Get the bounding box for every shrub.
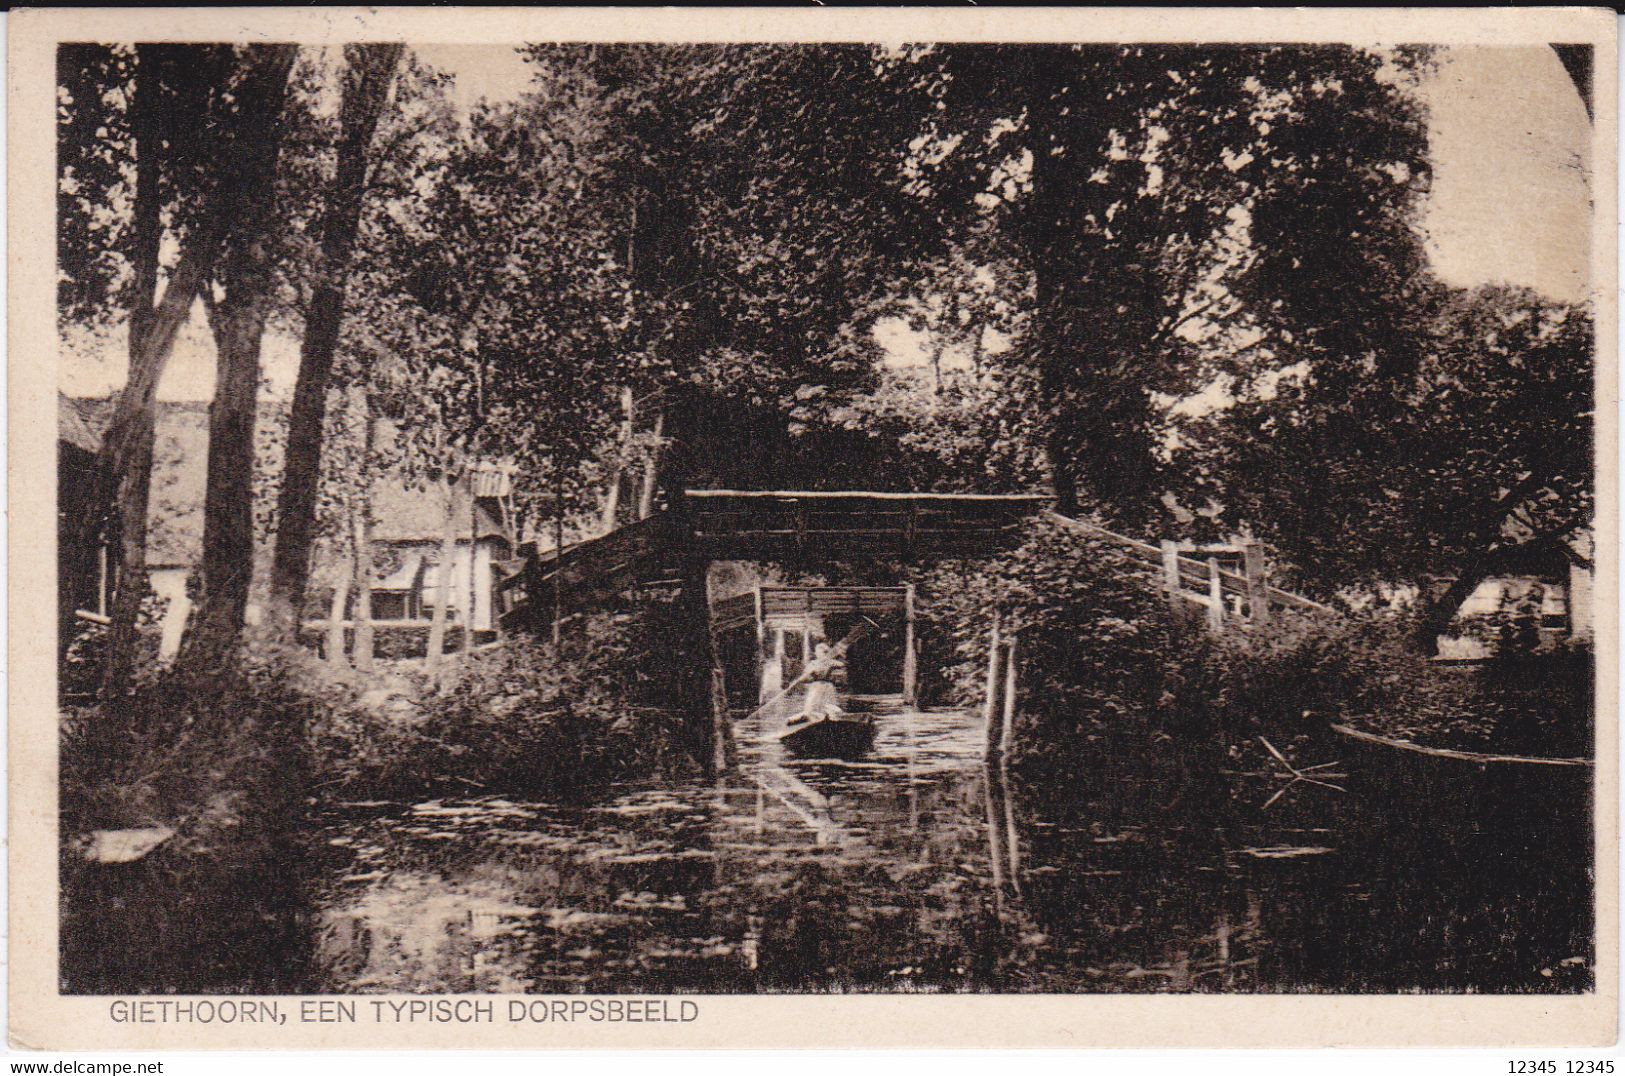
[915,516,1220,814]
[307,595,705,800]
[59,592,171,703]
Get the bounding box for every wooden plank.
[902,583,917,707]
[684,489,1050,504]
[1207,558,1226,632]
[702,567,730,775]
[1160,540,1183,611]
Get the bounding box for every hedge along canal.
[311,701,1592,994]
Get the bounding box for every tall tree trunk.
[76,46,163,670]
[127,47,163,382]
[186,42,299,668]
[1412,541,1531,654]
[1413,477,1557,652]
[638,412,665,519]
[599,386,633,534]
[1414,555,1499,655]
[100,411,156,696]
[188,291,266,663]
[966,321,984,379]
[1019,92,1081,521]
[933,291,960,395]
[99,45,298,695]
[268,44,404,634]
[425,476,462,672]
[351,391,377,673]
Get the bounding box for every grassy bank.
[308,601,706,801]
[60,640,329,993]
[60,594,705,994]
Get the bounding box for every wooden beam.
[699,565,730,775]
[752,586,764,698]
[637,412,664,520]
[1243,541,1270,625]
[684,489,1051,503]
[762,625,785,704]
[1160,540,1183,612]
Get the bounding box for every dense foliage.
[308,598,706,799]
[1178,285,1593,629]
[58,43,1593,668]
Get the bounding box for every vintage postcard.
[9,5,1618,1050]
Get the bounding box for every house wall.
[387,540,500,632]
[1569,561,1594,641]
[1453,576,1568,620]
[1567,530,1594,642]
[1435,574,1578,661]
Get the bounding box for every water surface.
[315,705,1592,993]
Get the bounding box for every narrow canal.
[314,704,1593,994]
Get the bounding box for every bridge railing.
[685,490,1049,559]
[1044,511,1332,619]
[496,511,681,633]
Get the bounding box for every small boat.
[774,679,876,758]
[775,712,877,758]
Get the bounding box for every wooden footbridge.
[494,490,1048,634]
[491,485,1328,772]
[494,488,1326,634]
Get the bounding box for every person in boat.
[789,641,846,726]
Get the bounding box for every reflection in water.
[315,707,1592,994]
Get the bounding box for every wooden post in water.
[752,586,764,699]
[983,614,1004,758]
[1243,541,1270,625]
[698,565,731,775]
[902,583,917,707]
[1206,557,1226,633]
[762,625,786,704]
[709,665,729,773]
[1000,634,1018,756]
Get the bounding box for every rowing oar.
[739,616,880,723]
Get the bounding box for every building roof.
[62,395,513,568]
[370,478,508,544]
[58,394,105,455]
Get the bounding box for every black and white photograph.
[13,5,1616,1052]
